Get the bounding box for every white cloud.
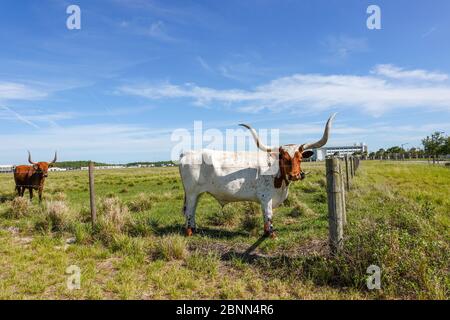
[322,35,368,59]
[0,124,175,163]
[147,20,175,41]
[196,54,277,83]
[422,26,437,38]
[1,118,448,163]
[0,106,40,129]
[119,65,450,116]
[196,56,213,72]
[0,82,47,101]
[282,121,450,137]
[117,18,178,42]
[371,64,448,82]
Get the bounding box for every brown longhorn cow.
[14,151,57,202]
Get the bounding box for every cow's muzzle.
[300,171,310,180]
[288,171,310,181]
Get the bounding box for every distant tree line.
[54,161,112,169]
[366,131,449,163]
[55,160,176,169]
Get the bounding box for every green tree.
[444,137,450,155]
[408,147,420,159]
[422,132,446,163]
[375,148,385,158]
[387,146,403,154]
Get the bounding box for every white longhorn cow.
[179,114,336,237]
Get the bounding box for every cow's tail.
[182,194,187,216]
[178,158,188,217]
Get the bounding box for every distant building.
[49,167,67,172]
[0,165,14,173]
[312,143,368,161]
[96,165,126,170]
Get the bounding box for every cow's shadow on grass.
[220,238,349,289]
[220,235,275,263]
[151,223,348,288]
[151,224,248,239]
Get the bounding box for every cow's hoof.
[264,231,277,239]
[185,228,194,237]
[264,222,275,238]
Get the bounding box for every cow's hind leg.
[183,193,200,236]
[29,188,33,201]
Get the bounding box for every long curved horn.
[28,150,37,165]
[302,113,337,150]
[239,124,274,152]
[49,151,57,164]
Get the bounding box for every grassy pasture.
[0,161,448,299]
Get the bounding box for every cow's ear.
[33,164,39,170]
[302,151,314,159]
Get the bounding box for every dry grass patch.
[95,197,132,245]
[6,197,30,218]
[289,200,315,217]
[128,193,152,213]
[44,201,72,231]
[51,192,67,202]
[153,234,187,261]
[33,200,73,233]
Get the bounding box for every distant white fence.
[0,165,14,174]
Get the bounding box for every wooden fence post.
[350,156,354,178]
[326,157,344,253]
[340,159,347,226]
[89,161,96,227]
[344,155,350,191]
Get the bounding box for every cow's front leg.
[183,193,199,236]
[261,198,276,239]
[29,188,33,201]
[38,187,43,203]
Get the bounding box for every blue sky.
[1,0,450,163]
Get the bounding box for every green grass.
[0,161,448,299]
